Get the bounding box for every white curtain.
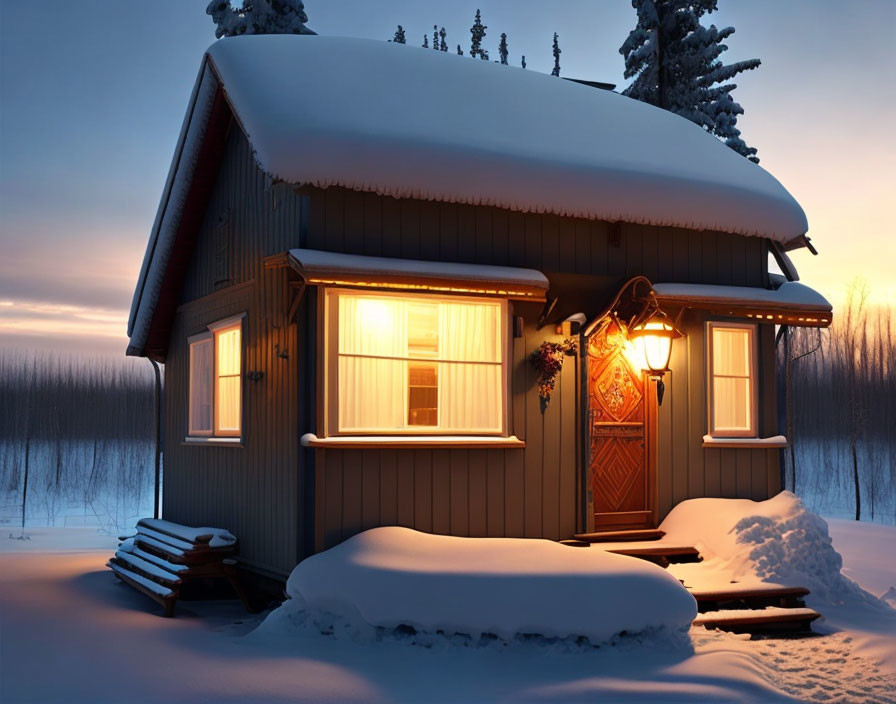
[189,338,213,434]
[338,296,408,430]
[438,301,502,431]
[712,327,752,432]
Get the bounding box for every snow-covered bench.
[108,518,252,617]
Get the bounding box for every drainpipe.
[578,328,588,534]
[148,358,162,519]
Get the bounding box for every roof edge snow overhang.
[126,58,233,361]
[265,248,550,301]
[653,282,832,328]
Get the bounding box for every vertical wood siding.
[303,186,777,551]
[164,128,310,577]
[164,126,779,571]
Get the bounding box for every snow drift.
[270,527,696,643]
[661,492,886,608]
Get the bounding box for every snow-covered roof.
[207,35,807,242]
[653,282,831,310]
[270,248,549,300]
[127,34,811,357]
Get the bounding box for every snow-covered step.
[693,607,821,634]
[118,540,189,573]
[690,585,809,611]
[133,533,187,558]
[135,526,197,552]
[137,518,236,549]
[602,545,701,567]
[573,529,665,543]
[111,551,182,586]
[108,561,177,617]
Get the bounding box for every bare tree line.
[779,282,895,523]
[0,349,158,533]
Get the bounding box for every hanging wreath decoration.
[530,338,577,411]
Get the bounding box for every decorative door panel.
[588,323,655,529]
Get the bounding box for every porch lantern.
[628,315,678,405]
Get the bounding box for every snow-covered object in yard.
[138,518,236,548]
[206,36,805,241]
[661,492,886,608]
[278,526,697,642]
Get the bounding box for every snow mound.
[275,527,696,644]
[661,492,885,608]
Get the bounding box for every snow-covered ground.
[2,496,894,703]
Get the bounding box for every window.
[188,314,244,439]
[707,322,757,438]
[326,290,506,434]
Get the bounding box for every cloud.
[0,298,130,358]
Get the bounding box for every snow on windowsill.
[702,435,788,449]
[183,437,244,448]
[301,433,525,449]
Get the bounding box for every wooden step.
[691,585,809,611]
[603,545,701,567]
[573,529,666,543]
[694,607,821,634]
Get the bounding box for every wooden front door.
[587,322,656,530]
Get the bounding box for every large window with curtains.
[325,290,507,435]
[188,314,244,439]
[707,322,757,438]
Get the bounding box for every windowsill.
[301,433,525,449]
[183,437,244,448]
[702,435,788,449]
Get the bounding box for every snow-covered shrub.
[265,527,697,645]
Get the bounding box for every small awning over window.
[653,282,832,327]
[265,248,549,301]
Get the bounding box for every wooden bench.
[108,518,253,617]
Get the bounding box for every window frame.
[322,288,510,438]
[706,321,759,439]
[187,313,245,442]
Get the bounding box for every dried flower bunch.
[530,338,577,410]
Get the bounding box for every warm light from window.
[331,291,505,434]
[215,326,241,435]
[709,324,755,437]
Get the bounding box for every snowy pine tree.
[470,10,489,60]
[498,33,509,65]
[620,0,760,162]
[433,26,439,50]
[392,25,406,44]
[551,33,561,76]
[423,33,429,48]
[439,27,448,52]
[206,0,315,38]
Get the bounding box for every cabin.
[127,35,832,582]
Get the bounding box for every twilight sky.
[1,0,894,358]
